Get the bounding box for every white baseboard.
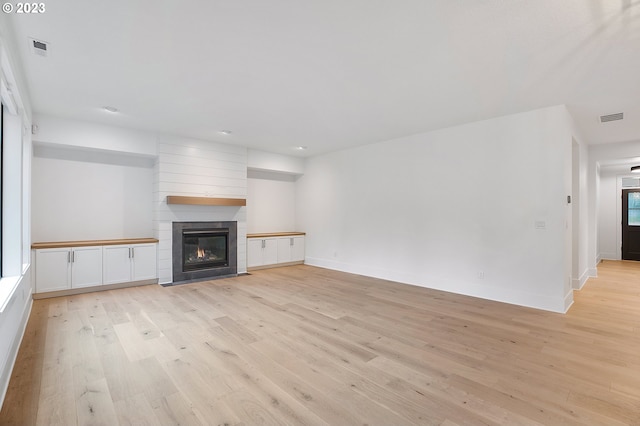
[304,257,568,313]
[572,269,590,290]
[32,278,158,299]
[563,289,574,313]
[599,252,619,261]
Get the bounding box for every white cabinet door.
[248,238,278,266]
[291,237,305,262]
[35,241,156,293]
[263,239,278,265]
[104,244,157,284]
[103,245,132,285]
[247,239,264,268]
[277,236,305,263]
[36,248,71,292]
[132,244,157,281]
[71,246,103,288]
[277,238,292,263]
[249,235,304,268]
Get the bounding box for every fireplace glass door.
[182,230,229,271]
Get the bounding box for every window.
[0,103,3,277]
[629,192,640,226]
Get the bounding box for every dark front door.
[622,189,640,260]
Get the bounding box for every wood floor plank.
[149,392,206,426]
[161,352,240,423]
[113,393,158,426]
[35,301,78,426]
[74,377,120,426]
[365,355,540,426]
[203,327,343,425]
[3,261,640,425]
[97,342,148,403]
[0,299,48,426]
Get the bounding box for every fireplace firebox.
[172,221,237,283]
[183,230,228,271]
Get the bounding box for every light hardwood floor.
[1,261,640,425]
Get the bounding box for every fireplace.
[172,221,237,283]
[183,230,228,271]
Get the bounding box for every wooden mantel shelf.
[166,196,246,206]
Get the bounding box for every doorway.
[621,189,640,260]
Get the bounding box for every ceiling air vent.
[600,112,623,123]
[29,38,50,57]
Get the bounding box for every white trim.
[304,257,568,313]
[563,289,574,313]
[0,285,32,408]
[0,276,20,313]
[572,269,590,290]
[0,74,16,114]
[599,252,619,261]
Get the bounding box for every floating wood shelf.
[166,196,246,206]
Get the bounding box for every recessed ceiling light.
[296,146,308,150]
[219,130,232,135]
[103,106,119,113]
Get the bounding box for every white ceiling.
[7,1,640,157]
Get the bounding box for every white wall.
[31,145,154,241]
[0,267,31,409]
[572,138,590,289]
[596,167,640,262]
[0,12,34,407]
[566,113,591,292]
[33,114,157,157]
[588,140,640,269]
[154,136,248,283]
[246,150,303,234]
[248,149,305,175]
[31,114,159,242]
[296,105,574,312]
[597,171,618,260]
[247,170,297,234]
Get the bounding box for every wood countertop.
[32,238,159,249]
[247,232,306,238]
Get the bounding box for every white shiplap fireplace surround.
[154,136,247,284]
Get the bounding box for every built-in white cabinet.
[277,236,305,263]
[33,239,158,295]
[247,238,278,268]
[131,244,157,281]
[103,243,157,285]
[71,247,104,289]
[35,248,71,292]
[247,233,305,269]
[35,246,103,293]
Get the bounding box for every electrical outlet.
[478,271,484,279]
